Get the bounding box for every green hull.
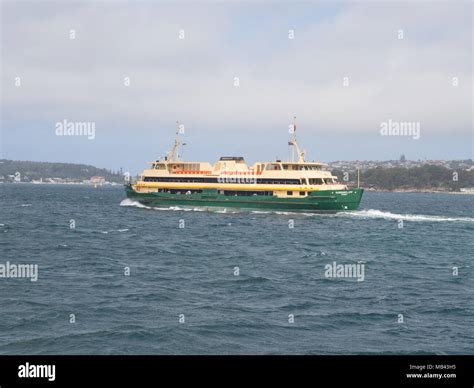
[124,185,364,213]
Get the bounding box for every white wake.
[339,209,474,223]
[120,199,473,222]
[120,199,204,212]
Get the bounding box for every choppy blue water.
[0,184,473,354]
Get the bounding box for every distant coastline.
[363,188,474,195]
[0,159,124,185]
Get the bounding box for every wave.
[120,199,151,209]
[339,209,474,223]
[251,210,316,216]
[99,228,130,234]
[120,199,218,213]
[120,200,473,222]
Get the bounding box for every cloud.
[1,1,472,168]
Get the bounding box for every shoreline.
[0,181,122,187]
[362,188,474,195]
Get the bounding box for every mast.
[288,116,305,163]
[165,121,183,162]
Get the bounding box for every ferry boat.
[125,123,363,212]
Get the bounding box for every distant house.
[90,176,106,185]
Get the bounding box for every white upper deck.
[138,121,347,189]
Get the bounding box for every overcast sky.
[1,0,472,173]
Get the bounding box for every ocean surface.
[0,184,473,355]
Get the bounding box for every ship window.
[265,164,282,171]
[299,191,305,196]
[256,178,300,185]
[143,177,219,183]
[181,163,200,171]
[159,189,202,194]
[287,191,293,196]
[223,190,273,196]
[144,176,303,185]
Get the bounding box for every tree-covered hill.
[0,159,123,183]
[332,165,474,191]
